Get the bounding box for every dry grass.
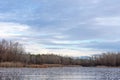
[0,62,25,67]
[0,62,64,68]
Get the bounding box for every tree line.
[0,39,120,67]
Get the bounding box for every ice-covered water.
[0,67,120,80]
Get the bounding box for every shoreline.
[0,62,81,68]
[0,62,120,68]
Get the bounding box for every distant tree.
[0,39,25,62]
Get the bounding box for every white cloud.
[88,16,120,40]
[93,17,120,26]
[23,39,102,57]
[0,22,30,38]
[25,45,102,57]
[46,48,101,57]
[53,35,68,39]
[51,40,75,44]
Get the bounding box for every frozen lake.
[0,67,120,80]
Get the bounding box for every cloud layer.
[0,0,120,56]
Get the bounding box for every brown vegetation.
[0,62,25,67]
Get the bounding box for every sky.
[0,0,120,57]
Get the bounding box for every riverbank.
[0,62,119,68]
[0,62,81,68]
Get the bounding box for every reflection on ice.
[0,72,22,80]
[0,67,120,80]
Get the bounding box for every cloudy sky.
[0,0,120,57]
